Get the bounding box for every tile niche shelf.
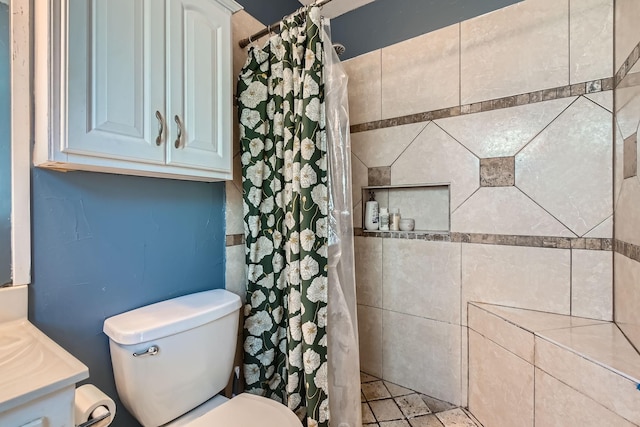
[361,184,450,233]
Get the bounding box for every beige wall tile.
[571,249,613,320]
[351,123,427,168]
[387,187,450,232]
[585,91,614,112]
[436,97,575,158]
[468,330,534,427]
[584,215,613,238]
[618,322,640,354]
[570,0,614,83]
[225,245,247,303]
[535,336,640,425]
[615,122,625,206]
[343,51,382,125]
[391,123,479,210]
[382,240,461,324]
[383,311,462,405]
[614,0,640,71]
[353,201,363,229]
[615,177,640,246]
[358,304,383,377]
[355,236,383,308]
[232,11,268,77]
[225,181,244,236]
[352,153,369,208]
[451,187,575,237]
[381,24,460,119]
[468,304,535,363]
[615,85,640,139]
[614,253,640,328]
[460,327,469,408]
[516,97,613,237]
[535,368,636,427]
[461,244,571,325]
[461,0,569,104]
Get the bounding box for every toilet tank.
[103,289,242,427]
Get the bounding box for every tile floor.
[361,372,481,427]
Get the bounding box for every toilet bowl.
[103,289,302,427]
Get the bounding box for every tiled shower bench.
[467,302,640,427]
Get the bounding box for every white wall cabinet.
[35,0,242,181]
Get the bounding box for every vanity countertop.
[0,319,88,413]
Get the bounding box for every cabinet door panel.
[66,0,165,163]
[167,0,232,172]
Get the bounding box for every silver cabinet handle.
[155,111,164,146]
[174,115,183,148]
[133,345,159,357]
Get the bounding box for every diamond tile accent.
[516,97,612,236]
[369,166,392,186]
[351,122,427,168]
[451,187,574,237]
[436,97,574,158]
[391,123,479,210]
[480,157,515,187]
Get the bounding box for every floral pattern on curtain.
[237,6,329,427]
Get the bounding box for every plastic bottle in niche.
[379,207,390,231]
[364,191,379,231]
[389,208,401,231]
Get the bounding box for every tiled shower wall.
[614,0,640,353]
[347,0,614,407]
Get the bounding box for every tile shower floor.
[360,373,480,427]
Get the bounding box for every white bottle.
[379,207,390,231]
[364,192,379,231]
[390,208,401,231]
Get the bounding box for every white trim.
[214,0,242,13]
[10,0,31,286]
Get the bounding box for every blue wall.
[0,3,11,285]
[29,169,226,427]
[236,0,522,60]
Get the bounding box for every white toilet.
[103,289,302,427]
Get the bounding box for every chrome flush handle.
[174,115,183,149]
[133,345,159,357]
[155,111,165,146]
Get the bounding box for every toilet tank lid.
[103,289,242,345]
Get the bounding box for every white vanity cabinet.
[34,0,242,181]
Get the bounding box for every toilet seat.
[174,393,303,427]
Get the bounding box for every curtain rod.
[238,0,334,48]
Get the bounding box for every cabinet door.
[167,0,232,172]
[66,0,166,163]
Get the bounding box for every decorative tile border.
[350,78,614,134]
[615,41,640,87]
[226,234,245,247]
[614,239,640,263]
[355,228,613,251]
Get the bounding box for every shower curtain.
[237,5,360,427]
